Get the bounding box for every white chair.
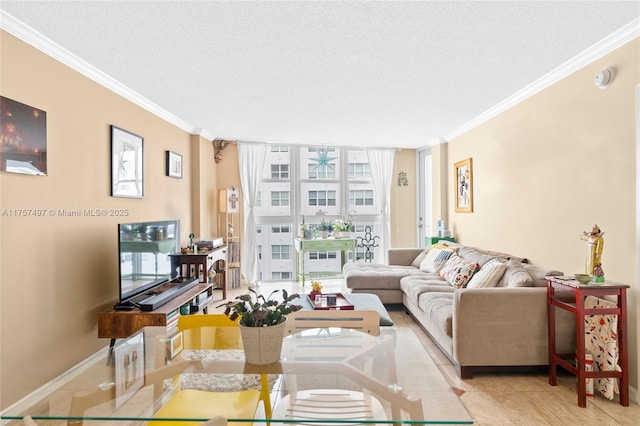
[273,312,387,424]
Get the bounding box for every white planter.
[339,231,352,239]
[239,319,286,365]
[319,231,329,239]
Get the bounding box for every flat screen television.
[117,219,180,305]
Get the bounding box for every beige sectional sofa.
[344,241,576,378]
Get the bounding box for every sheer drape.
[238,142,267,284]
[367,148,395,263]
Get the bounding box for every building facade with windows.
[255,146,383,282]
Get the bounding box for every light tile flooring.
[219,279,640,426]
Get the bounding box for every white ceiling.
[1,1,639,149]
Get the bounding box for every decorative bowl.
[573,274,592,284]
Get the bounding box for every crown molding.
[0,10,205,136]
[445,17,640,142]
[193,128,217,141]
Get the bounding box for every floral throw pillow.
[585,295,620,400]
[438,254,480,288]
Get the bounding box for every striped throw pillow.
[419,245,456,273]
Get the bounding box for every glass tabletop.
[2,326,473,424]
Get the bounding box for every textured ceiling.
[1,1,639,148]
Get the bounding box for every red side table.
[546,276,629,407]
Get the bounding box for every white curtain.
[367,148,395,263]
[238,141,267,284]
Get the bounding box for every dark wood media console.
[98,283,214,339]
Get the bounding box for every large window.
[271,164,289,179]
[254,145,382,282]
[271,191,290,207]
[271,244,292,260]
[309,190,337,207]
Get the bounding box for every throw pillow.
[466,258,507,288]
[438,254,480,288]
[411,249,429,267]
[499,260,533,287]
[419,245,457,273]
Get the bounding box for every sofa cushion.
[522,264,563,287]
[418,245,456,273]
[497,260,533,287]
[400,274,453,300]
[410,249,428,267]
[457,246,496,267]
[417,292,454,337]
[344,262,424,291]
[438,254,480,288]
[466,258,507,288]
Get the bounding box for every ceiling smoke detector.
[594,68,615,89]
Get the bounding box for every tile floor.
[217,278,640,426]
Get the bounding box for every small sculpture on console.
[580,224,605,281]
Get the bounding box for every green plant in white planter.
[218,288,302,364]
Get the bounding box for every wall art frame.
[166,331,184,359]
[0,96,48,175]
[113,330,145,409]
[111,125,144,198]
[454,157,473,213]
[165,150,182,178]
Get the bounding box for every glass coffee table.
[2,326,473,424]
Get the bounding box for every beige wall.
[0,31,219,407]
[191,134,219,238]
[391,148,418,248]
[444,38,639,390]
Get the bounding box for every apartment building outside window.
[254,145,382,282]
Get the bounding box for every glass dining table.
[1,326,473,425]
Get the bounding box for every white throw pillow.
[419,245,456,273]
[499,260,533,287]
[411,250,428,267]
[466,258,507,288]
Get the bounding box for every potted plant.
[318,219,332,238]
[218,288,302,364]
[334,211,354,238]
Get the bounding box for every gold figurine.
[580,224,604,280]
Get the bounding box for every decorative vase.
[340,231,352,239]
[319,231,329,239]
[309,290,322,300]
[239,319,287,365]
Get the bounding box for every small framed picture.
[111,125,144,198]
[454,158,473,213]
[166,150,182,178]
[166,331,184,359]
[113,330,145,409]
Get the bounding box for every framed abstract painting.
[454,158,473,213]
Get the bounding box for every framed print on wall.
[0,96,47,175]
[113,330,144,409]
[111,125,143,198]
[166,150,182,178]
[454,158,473,213]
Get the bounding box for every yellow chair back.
[178,314,242,350]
